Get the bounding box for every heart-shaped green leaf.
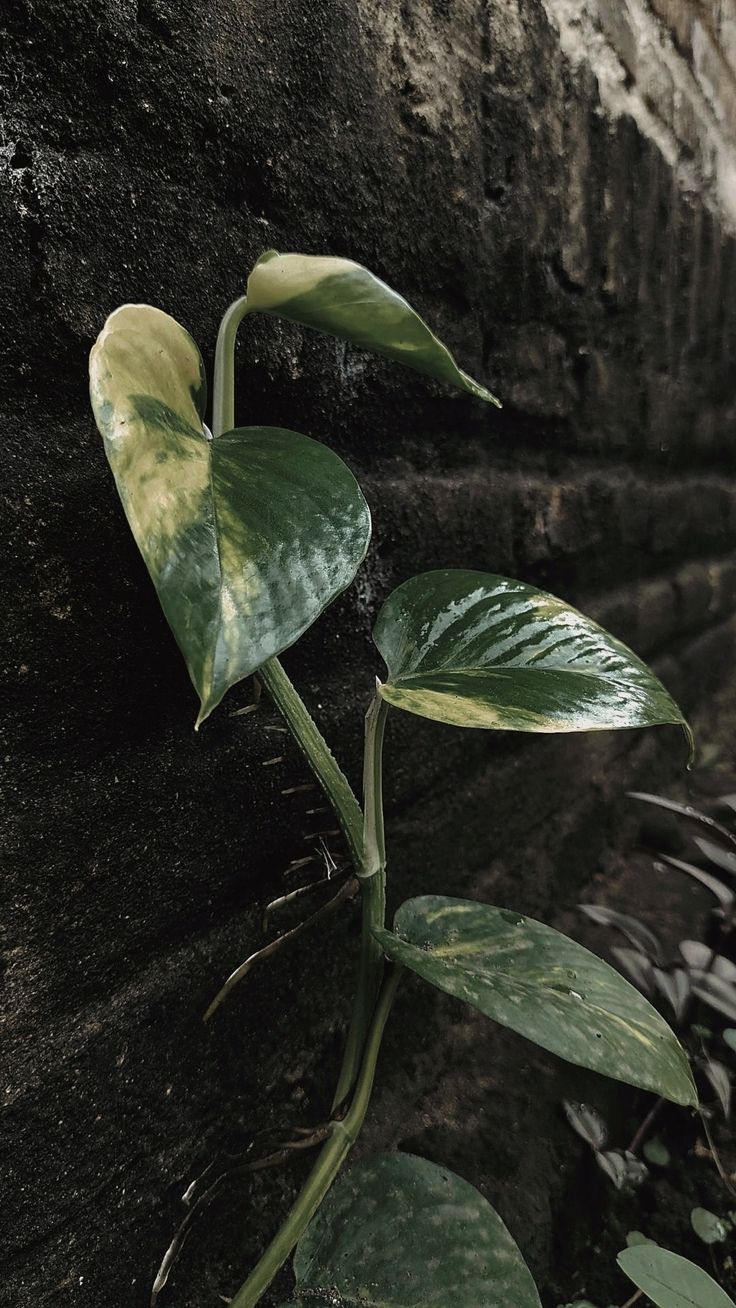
[245,251,499,405]
[373,570,691,750]
[618,1245,736,1308]
[90,305,371,725]
[276,1151,540,1308]
[374,897,696,1106]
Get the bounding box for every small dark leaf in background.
[691,1207,733,1245]
[690,972,736,1023]
[694,837,736,879]
[579,904,662,963]
[618,1244,736,1308]
[642,1138,670,1167]
[626,1230,658,1247]
[655,857,734,913]
[653,967,691,1022]
[562,1100,608,1151]
[680,942,736,983]
[700,1058,732,1119]
[611,947,657,997]
[596,1150,648,1190]
[628,794,736,854]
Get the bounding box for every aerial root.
[203,874,358,1022]
[150,1123,332,1305]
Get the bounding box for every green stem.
[332,692,388,1109]
[362,689,388,881]
[211,294,250,438]
[211,299,364,873]
[212,301,393,1300]
[229,966,401,1308]
[258,658,364,873]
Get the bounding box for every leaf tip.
[461,370,502,406]
[683,720,696,770]
[476,384,502,408]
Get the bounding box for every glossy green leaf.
[280,1152,540,1308]
[617,1245,736,1308]
[245,250,499,405]
[374,897,697,1106]
[89,304,371,725]
[373,571,690,748]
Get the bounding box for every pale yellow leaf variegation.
[90,303,371,726]
[245,250,500,404]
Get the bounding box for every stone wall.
[3,1,736,1304]
[546,0,736,227]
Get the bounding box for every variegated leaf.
[374,897,697,1105]
[618,1245,736,1308]
[89,304,371,725]
[280,1152,540,1308]
[245,250,499,405]
[372,571,691,746]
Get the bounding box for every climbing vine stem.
[229,965,402,1308]
[211,299,392,1194]
[256,657,363,872]
[211,293,249,440]
[226,690,393,1306]
[332,691,389,1107]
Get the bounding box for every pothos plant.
[90,251,701,1308]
